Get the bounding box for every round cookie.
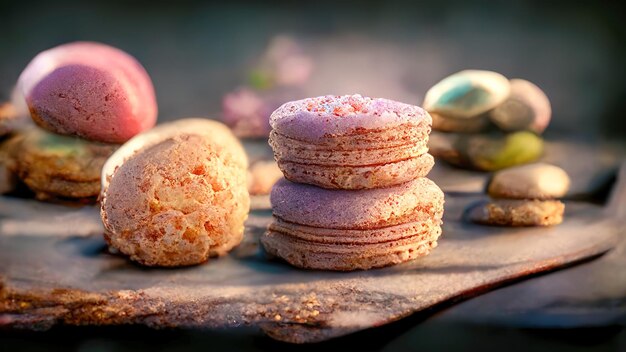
[489,79,551,133]
[262,177,444,271]
[6,127,117,201]
[101,133,249,267]
[248,160,283,195]
[488,163,570,200]
[423,70,510,119]
[429,131,544,171]
[466,199,564,227]
[269,94,433,189]
[18,41,157,143]
[101,118,247,192]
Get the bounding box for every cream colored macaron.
[488,162,570,200]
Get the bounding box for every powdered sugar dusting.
[270,94,430,141]
[305,94,372,116]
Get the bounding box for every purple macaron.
[262,177,445,270]
[268,94,434,189]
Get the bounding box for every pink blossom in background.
[222,87,273,138]
[255,35,314,88]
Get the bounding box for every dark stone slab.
[0,169,622,343]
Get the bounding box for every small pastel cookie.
[261,177,444,271]
[18,41,157,143]
[248,160,283,195]
[488,162,570,200]
[101,122,249,267]
[5,127,118,201]
[269,94,433,189]
[489,79,551,134]
[466,199,564,227]
[423,70,510,120]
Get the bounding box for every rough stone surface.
[0,188,621,343]
[0,140,623,343]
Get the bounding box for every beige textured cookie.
[102,118,247,192]
[248,160,283,195]
[488,162,570,200]
[101,133,249,267]
[467,199,564,227]
[6,127,117,201]
[0,102,23,136]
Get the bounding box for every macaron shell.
[489,79,552,133]
[270,177,444,230]
[262,226,440,271]
[270,130,428,166]
[271,120,431,149]
[28,65,141,142]
[101,118,247,192]
[278,152,434,190]
[7,127,117,200]
[19,41,157,143]
[423,70,510,119]
[270,216,439,244]
[269,110,432,189]
[467,199,564,227]
[101,134,249,267]
[488,162,570,200]
[270,94,431,142]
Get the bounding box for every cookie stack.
[262,94,444,271]
[468,163,570,227]
[425,70,549,171]
[1,41,157,201]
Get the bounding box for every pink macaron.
[18,41,157,143]
[269,94,434,189]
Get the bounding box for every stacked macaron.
[468,163,570,226]
[425,70,550,171]
[2,41,157,201]
[263,94,444,271]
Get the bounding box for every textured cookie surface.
[7,127,117,200]
[467,199,564,227]
[488,163,570,200]
[262,177,444,270]
[269,94,433,189]
[101,118,247,192]
[101,134,249,267]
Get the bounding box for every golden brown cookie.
[467,199,564,227]
[7,127,117,201]
[101,129,249,267]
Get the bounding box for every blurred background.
[1,0,625,141]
